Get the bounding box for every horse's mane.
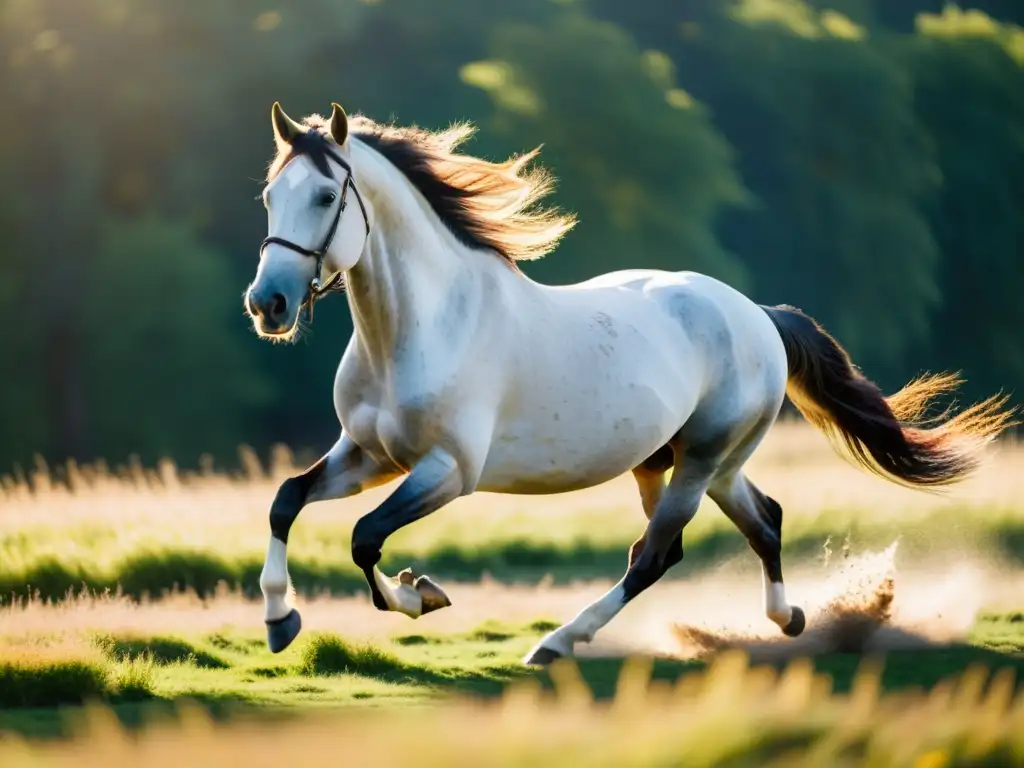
[266,113,577,266]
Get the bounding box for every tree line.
[1,0,1021,473]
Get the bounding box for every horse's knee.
[746,496,783,566]
[269,476,309,542]
[747,526,781,559]
[622,531,683,599]
[351,515,384,570]
[762,495,783,534]
[746,530,783,583]
[268,460,326,542]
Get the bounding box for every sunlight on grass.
[297,632,407,678]
[0,635,157,708]
[0,419,1022,757]
[2,421,1022,605]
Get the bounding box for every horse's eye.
[317,192,337,208]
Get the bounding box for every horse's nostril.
[269,293,287,319]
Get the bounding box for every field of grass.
[1,613,1024,765]
[3,422,1024,606]
[3,420,1024,764]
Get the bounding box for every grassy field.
[1,610,1023,765]
[3,421,1024,605]
[2,421,1024,764]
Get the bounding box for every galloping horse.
[244,102,1013,665]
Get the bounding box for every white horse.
[244,102,1013,665]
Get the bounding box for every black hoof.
[523,645,564,667]
[266,608,302,653]
[782,605,806,638]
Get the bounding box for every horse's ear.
[329,103,349,146]
[271,101,305,146]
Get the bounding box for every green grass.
[0,658,112,708]
[0,648,156,709]
[4,504,1023,605]
[91,632,229,669]
[2,612,1023,741]
[4,431,1024,763]
[4,423,1022,607]
[6,654,1024,767]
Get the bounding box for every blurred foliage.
[0,0,1021,471]
[3,647,1024,766]
[81,216,272,462]
[462,10,751,288]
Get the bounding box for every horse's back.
[530,267,789,426]
[473,268,788,493]
[636,269,790,455]
[570,268,786,377]
[575,268,790,451]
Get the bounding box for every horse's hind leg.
[707,472,805,637]
[628,446,670,566]
[523,446,711,665]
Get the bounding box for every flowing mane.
[266,113,577,267]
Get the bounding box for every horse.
[244,101,1015,666]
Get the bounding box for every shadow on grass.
[297,632,520,697]
[3,641,1023,743]
[0,660,112,709]
[92,633,229,669]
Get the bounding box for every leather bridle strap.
[259,143,370,320]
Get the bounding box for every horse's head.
[246,102,371,340]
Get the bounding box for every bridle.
[259,140,371,321]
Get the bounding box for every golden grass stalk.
[1,652,1022,768]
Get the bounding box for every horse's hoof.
[266,608,302,653]
[380,568,452,619]
[782,605,806,638]
[412,573,452,615]
[523,645,564,667]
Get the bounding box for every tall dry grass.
[3,420,1020,540]
[2,423,1022,765]
[2,420,1022,606]
[1,651,1022,767]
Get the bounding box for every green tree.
[461,10,750,288]
[897,14,1024,399]
[589,0,942,376]
[2,0,1021,471]
[0,0,346,466]
[0,174,49,466]
[871,1,1024,32]
[81,216,273,465]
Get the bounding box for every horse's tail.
[761,303,1017,488]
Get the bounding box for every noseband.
[259,142,371,321]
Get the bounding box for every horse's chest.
[338,391,449,471]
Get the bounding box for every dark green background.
[2,0,1021,472]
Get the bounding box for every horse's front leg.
[350,446,465,618]
[261,433,401,653]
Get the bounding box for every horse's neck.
[344,188,475,369]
